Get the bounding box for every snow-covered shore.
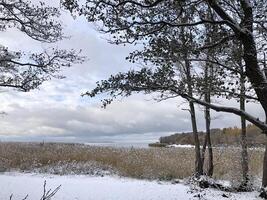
[0,173,260,200]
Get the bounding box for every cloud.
[0,95,193,141]
[0,1,265,143]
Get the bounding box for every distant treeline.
[159,124,265,146]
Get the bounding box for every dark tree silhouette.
[0,0,84,92]
[63,0,267,190]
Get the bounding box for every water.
[83,142,150,148]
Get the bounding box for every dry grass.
[0,142,264,182]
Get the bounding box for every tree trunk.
[181,24,203,177]
[239,58,249,188]
[241,35,267,187]
[189,101,203,176]
[184,53,203,177]
[262,114,267,188]
[262,138,267,187]
[202,38,214,176]
[240,90,249,187]
[201,134,207,169]
[204,61,213,177]
[262,54,267,188]
[205,94,213,177]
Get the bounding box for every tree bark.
[181,24,203,177]
[205,91,213,177]
[201,134,207,170]
[184,54,203,176]
[204,59,213,177]
[262,53,267,188]
[240,65,249,188]
[189,101,203,176]
[240,29,267,189]
[262,138,267,187]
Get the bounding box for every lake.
[83,142,150,148]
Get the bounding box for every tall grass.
[0,142,264,182]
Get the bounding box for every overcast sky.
[0,2,265,143]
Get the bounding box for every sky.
[0,1,265,143]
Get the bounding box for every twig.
[9,180,61,200]
[40,180,61,200]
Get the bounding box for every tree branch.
[205,0,244,34]
[179,92,267,131]
[115,0,164,8]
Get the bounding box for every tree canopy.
[63,0,267,129]
[62,0,267,188]
[0,0,84,91]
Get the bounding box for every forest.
[159,124,265,146]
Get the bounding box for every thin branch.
[115,0,164,8]
[188,58,241,74]
[199,34,235,50]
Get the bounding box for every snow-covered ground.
[0,173,261,200]
[167,144,195,148]
[166,144,265,152]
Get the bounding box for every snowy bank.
[167,144,195,148]
[0,173,260,200]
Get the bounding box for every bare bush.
[9,180,61,200]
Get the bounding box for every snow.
[165,144,265,152]
[167,144,195,148]
[0,173,260,200]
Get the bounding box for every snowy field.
[0,173,261,200]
